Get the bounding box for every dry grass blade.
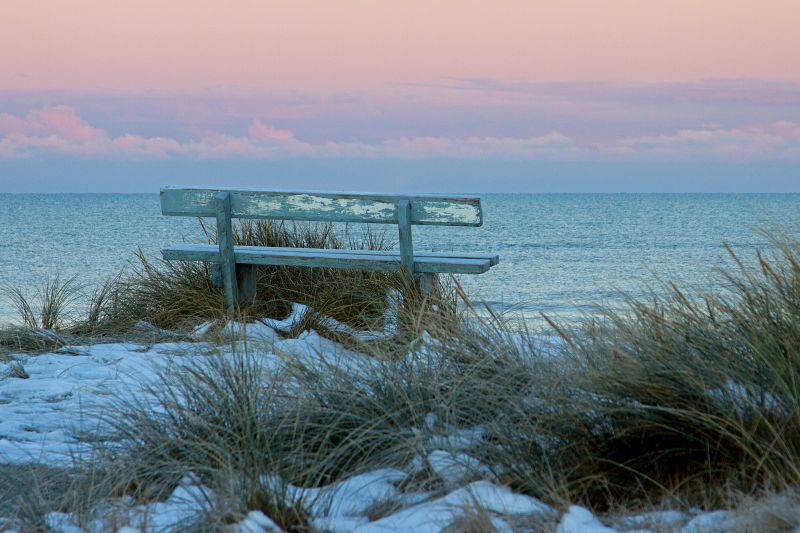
[1,275,82,354]
[0,327,67,355]
[4,285,39,329]
[38,275,81,330]
[0,465,76,531]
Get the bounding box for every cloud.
[0,105,104,140]
[0,105,116,158]
[0,105,577,160]
[247,119,294,141]
[111,134,187,158]
[1,105,799,162]
[611,122,800,159]
[429,78,800,106]
[311,132,575,159]
[5,78,799,149]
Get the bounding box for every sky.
[1,0,798,192]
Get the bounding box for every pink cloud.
[0,112,30,135]
[112,134,186,158]
[612,122,800,159]
[247,120,294,141]
[0,105,105,141]
[29,106,105,141]
[1,105,799,162]
[316,132,574,159]
[192,135,270,159]
[764,120,800,138]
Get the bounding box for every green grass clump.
[73,297,536,525]
[0,272,191,351]
[235,219,401,329]
[1,219,443,347]
[1,275,79,354]
[5,274,80,330]
[97,249,227,333]
[482,231,800,510]
[82,352,314,530]
[0,327,67,356]
[0,464,77,531]
[82,219,431,337]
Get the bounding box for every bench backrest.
[160,187,483,227]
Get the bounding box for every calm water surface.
[1,193,799,328]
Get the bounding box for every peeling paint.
[421,201,481,224]
[283,194,394,219]
[162,188,482,225]
[339,198,395,218]
[249,197,283,213]
[287,193,337,212]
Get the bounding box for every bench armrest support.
[216,191,238,314]
[396,199,414,275]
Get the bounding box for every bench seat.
[163,244,498,275]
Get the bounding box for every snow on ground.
[0,325,373,466]
[0,322,765,532]
[1,340,187,465]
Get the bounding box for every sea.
[1,193,799,329]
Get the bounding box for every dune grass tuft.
[0,464,76,531]
[1,275,80,353]
[77,351,315,529]
[1,219,456,349]
[73,219,436,339]
[481,230,800,510]
[3,274,81,331]
[73,302,537,526]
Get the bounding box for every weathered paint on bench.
[161,187,483,226]
[160,187,496,314]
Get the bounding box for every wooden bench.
[160,187,499,313]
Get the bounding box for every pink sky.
[2,0,798,91]
[1,1,798,191]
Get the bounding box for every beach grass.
[83,219,446,338]
[0,219,453,349]
[64,230,800,523]
[3,230,800,530]
[0,275,79,354]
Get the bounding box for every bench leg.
[417,273,437,298]
[236,264,257,306]
[211,262,222,288]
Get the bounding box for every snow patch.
[317,468,406,518]
[260,302,309,334]
[357,481,553,533]
[260,292,401,342]
[614,509,688,530]
[557,506,617,533]
[190,320,214,339]
[427,450,493,487]
[682,510,737,532]
[230,510,282,532]
[222,320,279,344]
